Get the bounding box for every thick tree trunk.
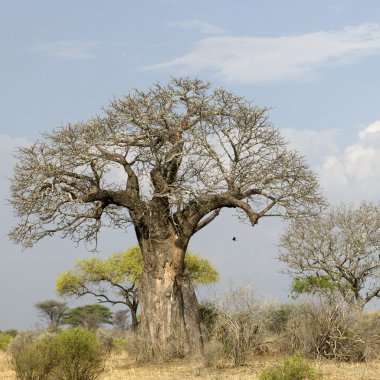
[137,235,203,358]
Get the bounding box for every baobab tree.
[9,78,324,355]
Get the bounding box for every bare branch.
[279,202,380,309]
[195,208,221,233]
[9,78,325,250]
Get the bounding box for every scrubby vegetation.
[3,291,380,380]
[96,285,380,370]
[284,301,380,362]
[259,354,319,380]
[8,328,107,380]
[0,330,17,351]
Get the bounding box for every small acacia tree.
[34,299,68,329]
[9,78,324,354]
[56,245,219,331]
[279,202,380,309]
[62,304,113,331]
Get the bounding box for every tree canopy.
[9,78,324,250]
[56,245,143,306]
[62,304,113,330]
[279,202,380,308]
[34,299,68,328]
[56,245,219,330]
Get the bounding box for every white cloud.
[149,23,380,84]
[319,121,380,202]
[283,122,380,204]
[282,128,341,165]
[358,120,380,142]
[170,19,226,35]
[32,40,98,60]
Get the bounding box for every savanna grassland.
[2,351,380,380]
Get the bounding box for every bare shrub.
[352,311,380,361]
[123,330,147,361]
[209,285,276,366]
[96,329,115,353]
[285,300,380,362]
[125,330,187,362]
[202,339,226,369]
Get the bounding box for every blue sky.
[1,0,380,329]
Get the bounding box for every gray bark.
[137,232,203,357]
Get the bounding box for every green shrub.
[259,354,319,380]
[4,329,18,337]
[8,331,58,380]
[52,328,106,380]
[0,332,13,351]
[199,301,219,339]
[112,337,128,353]
[8,329,106,380]
[266,304,294,334]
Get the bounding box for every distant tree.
[10,78,324,353]
[112,309,129,331]
[56,245,219,331]
[62,304,113,330]
[34,299,68,328]
[279,202,380,309]
[56,246,141,331]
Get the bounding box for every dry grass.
[2,351,380,379]
[0,351,14,380]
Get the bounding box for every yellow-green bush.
[53,328,106,380]
[8,331,58,380]
[259,354,319,380]
[112,337,128,353]
[0,332,13,351]
[8,329,106,380]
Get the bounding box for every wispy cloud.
[170,19,226,35]
[32,40,98,60]
[149,23,380,84]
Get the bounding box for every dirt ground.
[2,351,380,379]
